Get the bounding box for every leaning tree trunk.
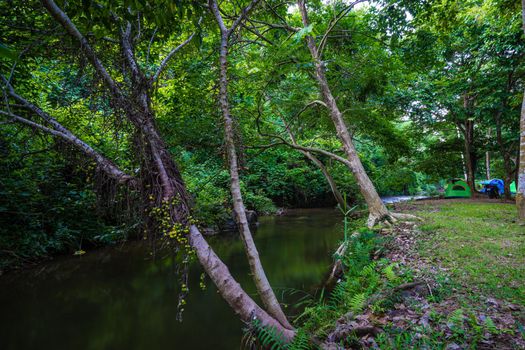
[517,0,525,221]
[296,0,390,227]
[143,136,294,338]
[189,225,294,340]
[213,6,292,329]
[302,149,346,208]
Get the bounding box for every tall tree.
[208,0,292,330]
[296,0,394,227]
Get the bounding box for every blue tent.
[479,179,504,195]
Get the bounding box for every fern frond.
[287,329,311,350]
[329,281,347,308]
[361,262,377,277]
[484,316,498,334]
[251,319,287,350]
[349,292,367,313]
[382,263,398,282]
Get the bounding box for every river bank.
[298,200,525,349]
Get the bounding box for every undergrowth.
[245,227,413,349]
[246,218,522,349]
[295,229,412,340]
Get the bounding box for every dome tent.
[478,179,516,196]
[444,179,472,198]
[479,179,504,195]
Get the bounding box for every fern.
[361,262,377,277]
[447,308,465,338]
[329,281,347,309]
[448,309,464,325]
[287,329,311,350]
[250,321,315,350]
[382,263,398,283]
[484,316,498,334]
[251,319,287,350]
[349,292,367,313]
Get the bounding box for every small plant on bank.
[336,193,358,242]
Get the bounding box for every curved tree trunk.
[296,0,389,227]
[210,0,292,330]
[304,151,346,208]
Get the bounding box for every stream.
[0,208,344,350]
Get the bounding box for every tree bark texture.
[461,120,476,195]
[495,112,514,200]
[189,225,294,340]
[518,0,525,220]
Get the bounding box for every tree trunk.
[517,87,525,219]
[303,151,346,208]
[462,119,476,195]
[215,24,292,329]
[485,151,490,180]
[517,0,525,221]
[486,129,491,180]
[296,0,389,227]
[189,225,294,340]
[495,112,514,200]
[459,94,478,196]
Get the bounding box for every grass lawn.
[414,200,525,306]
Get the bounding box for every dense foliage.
[0,0,522,268]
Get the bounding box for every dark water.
[0,209,343,350]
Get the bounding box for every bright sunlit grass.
[416,201,525,305]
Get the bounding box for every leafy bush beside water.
[0,145,129,270]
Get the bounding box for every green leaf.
[0,43,17,60]
[293,24,313,42]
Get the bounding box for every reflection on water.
[0,209,343,350]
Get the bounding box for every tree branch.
[209,0,228,33]
[229,0,261,35]
[120,21,144,84]
[254,97,351,168]
[1,79,135,185]
[318,0,366,56]
[42,0,123,100]
[152,19,201,83]
[238,21,275,46]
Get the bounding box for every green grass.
[416,201,525,305]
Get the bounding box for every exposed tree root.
[324,241,348,289]
[390,212,423,221]
[367,211,422,228]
